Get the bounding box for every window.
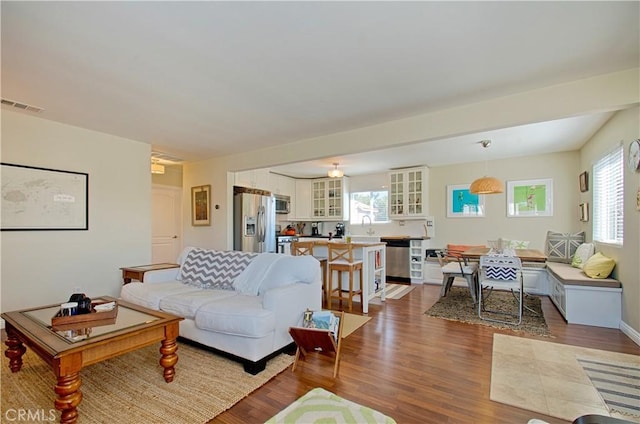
[350,191,389,225]
[593,145,624,245]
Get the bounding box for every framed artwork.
[191,184,211,226]
[579,202,589,222]
[579,171,588,192]
[1,162,88,231]
[446,184,485,218]
[507,178,553,217]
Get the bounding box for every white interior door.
[152,185,182,263]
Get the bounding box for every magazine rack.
[289,310,345,377]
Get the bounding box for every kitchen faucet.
[361,215,375,236]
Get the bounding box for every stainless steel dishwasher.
[381,238,411,283]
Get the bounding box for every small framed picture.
[446,184,485,218]
[191,185,211,226]
[579,171,588,192]
[579,202,589,222]
[506,178,553,217]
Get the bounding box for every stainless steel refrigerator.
[233,186,276,253]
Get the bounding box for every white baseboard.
[620,320,640,347]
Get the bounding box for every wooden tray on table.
[51,300,118,331]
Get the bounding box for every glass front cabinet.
[388,167,428,219]
[312,177,350,220]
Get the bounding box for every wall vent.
[1,98,44,113]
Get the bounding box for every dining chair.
[327,242,363,312]
[478,255,523,325]
[437,250,479,304]
[292,241,328,307]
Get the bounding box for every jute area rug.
[491,334,640,423]
[341,312,371,338]
[1,342,293,423]
[424,286,550,337]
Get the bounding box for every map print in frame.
[1,163,89,231]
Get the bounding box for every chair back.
[480,255,522,281]
[292,241,314,257]
[328,242,356,264]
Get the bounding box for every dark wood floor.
[211,283,640,424]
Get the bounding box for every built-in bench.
[546,262,621,328]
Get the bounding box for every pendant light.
[469,140,503,194]
[328,163,344,178]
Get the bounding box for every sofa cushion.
[181,248,258,290]
[195,295,275,338]
[120,282,201,310]
[257,255,321,295]
[545,231,585,263]
[583,252,616,279]
[159,290,238,319]
[546,262,620,288]
[571,242,595,269]
[233,253,320,296]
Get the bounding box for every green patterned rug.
[266,388,396,423]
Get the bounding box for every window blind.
[593,145,624,245]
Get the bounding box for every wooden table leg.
[55,372,82,424]
[4,331,26,373]
[159,337,179,383]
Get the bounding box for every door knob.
[172,235,178,239]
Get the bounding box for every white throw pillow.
[571,242,595,269]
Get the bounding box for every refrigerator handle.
[258,205,265,243]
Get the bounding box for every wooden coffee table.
[1,297,183,424]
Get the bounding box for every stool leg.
[348,268,354,312]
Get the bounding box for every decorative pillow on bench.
[582,252,616,279]
[571,242,595,269]
[546,231,585,263]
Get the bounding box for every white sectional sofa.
[120,247,322,374]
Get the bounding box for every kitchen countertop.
[302,239,386,248]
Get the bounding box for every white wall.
[579,106,640,332]
[1,110,152,312]
[428,151,580,251]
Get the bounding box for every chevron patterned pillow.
[546,231,585,263]
[180,248,258,290]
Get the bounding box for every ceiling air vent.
[151,151,184,164]
[1,98,44,113]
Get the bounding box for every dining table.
[462,246,547,263]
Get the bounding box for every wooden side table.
[120,263,179,284]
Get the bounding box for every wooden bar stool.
[327,243,363,312]
[292,241,328,307]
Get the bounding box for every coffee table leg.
[4,332,26,372]
[159,337,178,383]
[55,373,82,424]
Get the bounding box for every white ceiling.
[2,2,638,177]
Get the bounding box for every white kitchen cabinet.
[234,168,270,190]
[312,177,349,221]
[268,172,295,196]
[291,179,312,220]
[389,167,429,219]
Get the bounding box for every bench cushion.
[547,262,620,288]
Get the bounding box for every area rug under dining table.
[424,286,550,337]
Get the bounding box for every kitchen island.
[302,239,386,314]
